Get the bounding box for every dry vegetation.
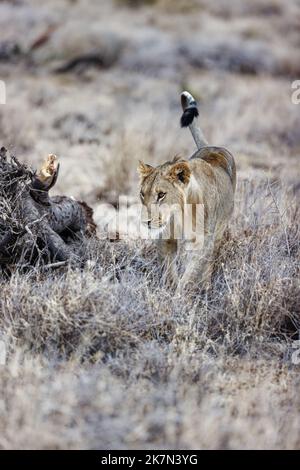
[0,0,300,450]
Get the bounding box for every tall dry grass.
[0,175,299,449]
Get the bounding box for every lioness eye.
[157,192,166,201]
[140,191,144,200]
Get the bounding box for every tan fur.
[138,146,236,293]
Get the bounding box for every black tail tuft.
[180,106,199,128]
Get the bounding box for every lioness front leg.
[177,221,227,295]
[176,237,215,295]
[157,239,178,287]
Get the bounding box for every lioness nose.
[147,221,151,228]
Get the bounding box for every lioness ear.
[137,161,154,178]
[172,154,182,163]
[168,162,191,185]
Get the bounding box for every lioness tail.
[180,91,208,149]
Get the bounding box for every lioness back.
[190,146,236,191]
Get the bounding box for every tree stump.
[0,147,96,268]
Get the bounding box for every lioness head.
[137,156,191,233]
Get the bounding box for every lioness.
[138,91,236,293]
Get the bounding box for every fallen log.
[0,147,96,268]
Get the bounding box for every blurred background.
[0,0,299,216]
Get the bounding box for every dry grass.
[0,0,300,450]
[0,179,299,449]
